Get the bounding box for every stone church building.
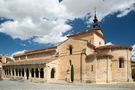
[2,14,133,83]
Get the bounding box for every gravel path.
[0,79,135,90]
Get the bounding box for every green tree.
[71,64,74,82]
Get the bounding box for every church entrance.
[51,68,55,79]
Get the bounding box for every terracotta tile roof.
[96,45,132,51]
[3,59,53,66]
[13,46,57,57]
[67,28,104,39]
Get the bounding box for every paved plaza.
[0,79,135,90]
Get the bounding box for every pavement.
[0,79,135,90]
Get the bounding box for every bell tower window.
[69,45,73,55]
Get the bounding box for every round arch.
[31,68,34,78]
[51,68,55,79]
[40,68,44,78]
[35,68,39,78]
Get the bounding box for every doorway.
[51,68,55,79]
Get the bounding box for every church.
[2,13,133,83]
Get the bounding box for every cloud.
[0,0,135,44]
[131,44,135,61]
[10,50,26,59]
[105,42,113,46]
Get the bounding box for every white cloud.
[10,50,26,59]
[105,42,113,46]
[0,0,135,44]
[131,45,135,61]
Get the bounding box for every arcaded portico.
[3,61,47,81]
[3,47,58,82]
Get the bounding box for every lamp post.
[80,48,86,83]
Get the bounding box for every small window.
[69,45,73,55]
[119,57,124,68]
[91,65,94,71]
[69,60,72,66]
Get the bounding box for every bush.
[71,64,74,82]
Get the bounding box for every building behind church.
[2,14,133,83]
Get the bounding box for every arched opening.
[69,45,73,55]
[119,57,124,68]
[26,69,29,80]
[19,69,21,76]
[35,68,39,78]
[12,69,14,76]
[40,68,44,78]
[4,69,7,75]
[51,68,55,79]
[9,68,11,75]
[16,69,18,76]
[22,68,24,77]
[31,68,34,78]
[6,69,8,75]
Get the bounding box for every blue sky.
[0,0,135,58]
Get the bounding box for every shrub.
[71,64,74,82]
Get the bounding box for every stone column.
[33,68,36,79]
[24,68,27,79]
[44,65,48,81]
[38,68,40,78]
[14,68,16,77]
[11,68,13,77]
[29,68,31,79]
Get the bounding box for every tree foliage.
[71,64,74,82]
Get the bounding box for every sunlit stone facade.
[2,15,133,83]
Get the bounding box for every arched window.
[51,68,55,79]
[119,57,124,68]
[69,45,73,55]
[91,65,94,71]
